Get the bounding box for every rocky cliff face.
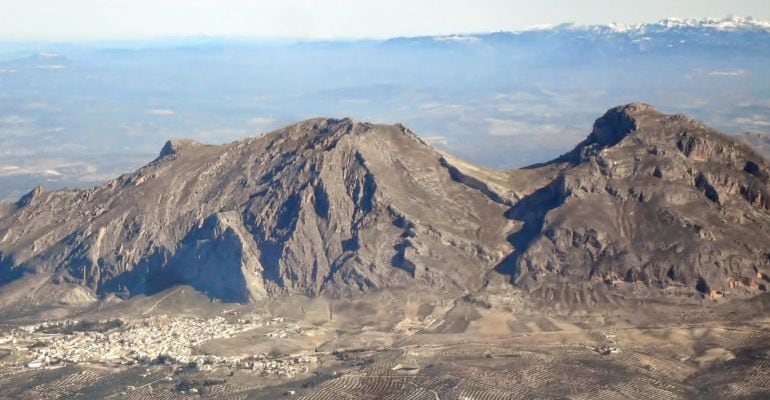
[0,119,515,302]
[1,105,769,304]
[507,104,770,299]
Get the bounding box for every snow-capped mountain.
[419,15,770,56]
[538,16,770,34]
[427,16,770,42]
[625,16,770,32]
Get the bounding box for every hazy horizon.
[1,0,770,41]
[0,15,768,45]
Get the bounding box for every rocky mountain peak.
[559,103,656,163]
[556,102,764,169]
[587,103,650,146]
[0,117,512,305]
[15,185,45,208]
[269,117,422,145]
[158,138,203,158]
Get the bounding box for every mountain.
[0,119,522,305]
[501,104,770,300]
[1,104,769,310]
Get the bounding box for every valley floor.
[1,286,769,399]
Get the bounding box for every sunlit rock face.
[0,118,513,302]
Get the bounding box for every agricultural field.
[1,287,769,399]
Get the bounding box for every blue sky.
[1,0,769,41]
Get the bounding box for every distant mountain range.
[411,15,770,52]
[533,16,770,33]
[415,17,770,47]
[1,104,769,317]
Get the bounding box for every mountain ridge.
[547,16,770,34]
[425,16,770,41]
[0,118,516,307]
[1,104,769,314]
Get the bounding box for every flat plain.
[2,284,769,399]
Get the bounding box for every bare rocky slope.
[0,119,518,303]
[1,104,769,306]
[505,103,770,300]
